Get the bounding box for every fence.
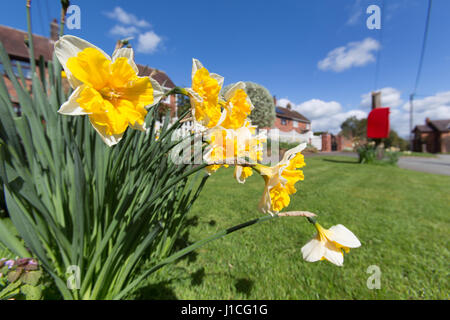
[155,120,322,151]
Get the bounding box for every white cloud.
[387,91,450,138]
[105,7,150,28]
[137,31,162,54]
[402,91,450,113]
[360,90,450,138]
[346,0,363,25]
[278,98,366,133]
[318,38,380,72]
[109,25,139,37]
[105,7,163,54]
[360,87,403,109]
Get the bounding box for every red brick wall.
[440,132,450,153]
[274,117,309,133]
[322,133,331,152]
[337,135,353,151]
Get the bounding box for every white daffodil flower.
[301,223,361,266]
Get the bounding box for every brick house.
[412,118,450,153]
[0,21,178,116]
[272,98,311,133]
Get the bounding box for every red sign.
[367,107,390,138]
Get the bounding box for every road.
[397,154,450,176]
[305,152,450,176]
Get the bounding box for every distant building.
[272,97,311,133]
[0,21,177,116]
[412,118,450,153]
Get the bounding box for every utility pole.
[409,94,414,151]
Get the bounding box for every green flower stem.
[26,0,36,74]
[307,216,317,225]
[113,214,278,300]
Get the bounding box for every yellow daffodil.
[204,122,265,177]
[254,143,306,214]
[220,82,253,130]
[301,223,361,266]
[186,59,225,129]
[55,35,164,146]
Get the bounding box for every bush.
[356,142,377,164]
[222,82,275,128]
[356,143,400,165]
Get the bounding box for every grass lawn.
[143,156,450,300]
[401,152,437,158]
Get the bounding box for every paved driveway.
[305,152,450,176]
[398,155,450,176]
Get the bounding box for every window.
[293,121,298,128]
[11,59,32,79]
[281,118,287,125]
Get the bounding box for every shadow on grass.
[171,216,200,264]
[235,278,254,296]
[135,280,178,300]
[321,158,359,164]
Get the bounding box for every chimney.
[273,95,277,107]
[50,19,59,41]
[371,91,381,110]
[286,103,292,110]
[425,117,431,124]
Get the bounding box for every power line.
[412,0,433,95]
[409,0,433,151]
[374,0,385,90]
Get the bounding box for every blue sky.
[1,0,449,137]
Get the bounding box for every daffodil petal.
[88,117,123,147]
[111,47,139,74]
[209,73,224,89]
[58,85,89,115]
[148,76,164,107]
[223,81,245,101]
[191,58,204,80]
[281,143,307,164]
[55,35,111,88]
[323,241,344,266]
[328,224,361,248]
[301,238,326,263]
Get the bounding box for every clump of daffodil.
[55,35,164,146]
[254,143,306,215]
[301,219,361,266]
[185,63,264,176]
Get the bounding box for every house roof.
[275,106,310,123]
[429,119,450,132]
[413,119,450,133]
[0,24,176,88]
[136,64,175,89]
[0,25,54,62]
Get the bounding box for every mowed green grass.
[145,156,450,300]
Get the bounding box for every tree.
[340,116,408,150]
[222,82,275,128]
[340,116,367,139]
